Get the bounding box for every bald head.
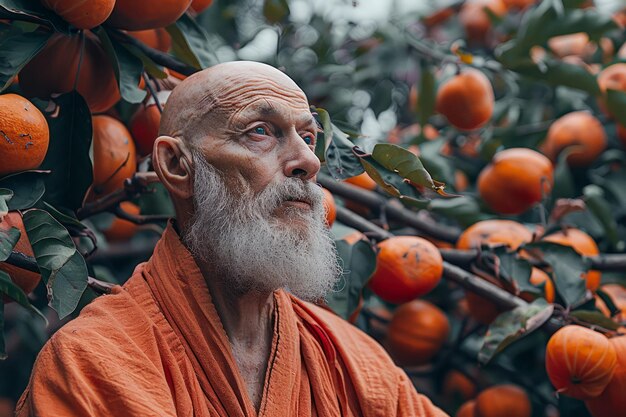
[159,61,309,145]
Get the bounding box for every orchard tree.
[0,0,626,416]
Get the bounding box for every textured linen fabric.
[16,223,448,417]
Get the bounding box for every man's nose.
[283,132,321,181]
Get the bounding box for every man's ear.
[153,136,194,200]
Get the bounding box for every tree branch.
[6,252,114,295]
[319,173,461,243]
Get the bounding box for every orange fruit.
[0,212,41,298]
[526,268,555,303]
[502,0,535,10]
[385,300,450,366]
[443,370,478,402]
[106,0,193,30]
[0,94,49,177]
[477,148,554,215]
[585,336,626,417]
[548,33,596,60]
[455,170,469,192]
[19,32,120,114]
[546,325,617,399]
[90,115,137,198]
[456,400,476,417]
[474,385,531,417]
[369,236,443,304]
[344,172,377,191]
[129,91,170,156]
[190,0,213,13]
[128,28,171,52]
[542,111,607,167]
[542,228,601,291]
[458,0,507,45]
[41,0,115,29]
[595,284,626,320]
[342,230,366,245]
[103,201,140,241]
[597,63,626,119]
[456,219,533,250]
[436,68,494,131]
[322,188,336,227]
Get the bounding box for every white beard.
[183,150,342,302]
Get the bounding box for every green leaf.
[167,14,216,70]
[23,209,88,318]
[42,202,88,232]
[606,89,626,127]
[0,0,69,33]
[37,92,93,210]
[0,171,46,210]
[0,270,46,323]
[359,157,401,197]
[372,143,444,193]
[570,310,620,331]
[0,26,51,92]
[416,63,436,128]
[428,196,486,227]
[595,288,619,317]
[325,125,363,180]
[552,148,576,199]
[417,139,456,186]
[0,188,12,218]
[523,242,587,307]
[327,239,376,320]
[494,249,537,295]
[0,226,19,262]
[583,185,620,249]
[479,299,553,364]
[263,0,290,24]
[95,28,146,105]
[314,108,330,163]
[506,59,600,95]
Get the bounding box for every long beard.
[183,151,342,302]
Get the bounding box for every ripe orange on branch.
[585,336,626,417]
[385,300,450,366]
[190,0,214,13]
[322,188,336,227]
[0,94,49,177]
[0,212,41,299]
[89,115,137,199]
[455,400,476,417]
[546,325,617,399]
[541,111,607,167]
[107,0,193,30]
[129,91,170,156]
[597,63,626,118]
[477,148,554,215]
[128,29,172,52]
[542,228,601,291]
[41,0,115,29]
[19,32,120,114]
[456,219,533,250]
[103,201,140,242]
[368,236,443,304]
[458,0,507,45]
[474,384,531,417]
[436,68,494,131]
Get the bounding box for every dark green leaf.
[314,107,330,163]
[606,89,626,127]
[418,139,456,186]
[0,269,46,323]
[552,148,576,199]
[167,14,216,69]
[263,0,290,24]
[327,239,376,320]
[0,170,46,210]
[42,202,88,232]
[416,63,436,128]
[372,143,442,192]
[428,196,486,227]
[360,157,400,197]
[494,249,536,295]
[479,299,553,364]
[506,59,599,95]
[583,185,620,249]
[570,310,620,331]
[23,209,88,318]
[0,188,12,218]
[0,26,50,92]
[0,0,69,33]
[138,183,175,217]
[325,125,363,180]
[38,92,93,210]
[596,288,619,317]
[0,226,19,262]
[523,242,587,307]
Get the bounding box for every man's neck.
[196,260,276,411]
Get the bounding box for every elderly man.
[16,61,447,417]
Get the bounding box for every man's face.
[180,67,341,300]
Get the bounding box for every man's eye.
[254,126,268,135]
[302,135,313,145]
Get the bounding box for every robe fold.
[16,224,447,417]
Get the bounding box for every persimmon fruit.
[107,0,192,30]
[474,384,531,417]
[41,0,115,29]
[322,188,336,227]
[585,336,626,417]
[103,201,140,242]
[0,212,41,298]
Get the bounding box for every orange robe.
[16,224,447,417]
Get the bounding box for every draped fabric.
[16,224,447,417]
